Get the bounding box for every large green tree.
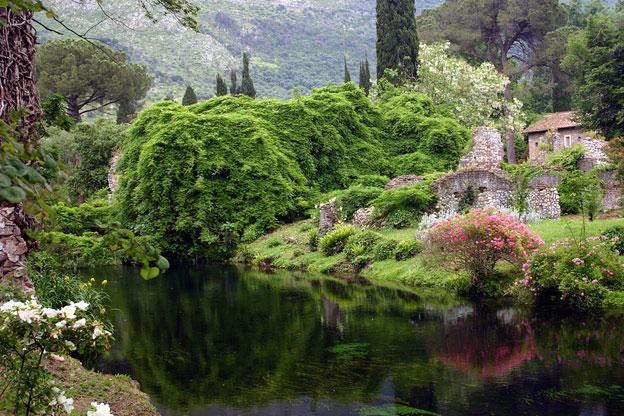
[376,0,419,82]
[344,56,351,83]
[216,74,228,96]
[36,39,151,122]
[240,52,256,98]
[571,15,624,139]
[182,85,198,105]
[419,0,564,163]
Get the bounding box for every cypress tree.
[344,56,351,83]
[240,52,256,98]
[376,0,420,82]
[230,71,239,95]
[182,85,198,105]
[359,55,372,95]
[215,73,228,96]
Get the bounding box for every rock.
[459,127,504,171]
[384,175,423,190]
[108,148,121,197]
[351,207,375,228]
[318,199,338,236]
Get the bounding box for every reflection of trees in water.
[93,266,624,416]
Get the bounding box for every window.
[564,135,572,148]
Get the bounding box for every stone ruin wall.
[459,127,505,171]
[526,173,561,220]
[384,175,423,190]
[597,170,622,211]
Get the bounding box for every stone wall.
[318,199,338,235]
[526,172,561,220]
[597,169,621,211]
[432,169,513,214]
[459,127,504,170]
[578,138,610,172]
[384,175,422,190]
[0,204,30,289]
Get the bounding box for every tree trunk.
[66,98,81,122]
[503,82,517,164]
[0,8,41,141]
[0,7,41,288]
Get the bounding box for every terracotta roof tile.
[523,111,580,134]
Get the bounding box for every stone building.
[524,112,589,161]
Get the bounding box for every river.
[88,265,624,416]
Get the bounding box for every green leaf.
[0,186,26,203]
[156,255,170,270]
[23,167,45,184]
[140,266,160,280]
[0,173,11,188]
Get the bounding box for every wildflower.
[88,402,114,416]
[60,304,77,320]
[73,301,89,311]
[72,318,87,329]
[17,309,38,324]
[101,279,108,285]
[571,258,584,266]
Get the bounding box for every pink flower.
[571,258,584,266]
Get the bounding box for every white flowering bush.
[416,42,526,136]
[0,298,113,415]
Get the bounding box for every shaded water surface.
[90,265,624,416]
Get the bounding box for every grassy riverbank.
[239,215,624,291]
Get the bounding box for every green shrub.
[118,84,390,261]
[236,245,257,264]
[324,185,383,221]
[319,225,357,256]
[524,237,624,310]
[32,231,123,270]
[351,175,390,188]
[307,229,320,252]
[49,202,113,235]
[343,230,384,260]
[371,183,436,228]
[603,226,624,254]
[547,145,585,170]
[352,255,373,272]
[267,237,282,248]
[558,170,602,217]
[394,239,423,261]
[372,239,398,261]
[393,152,444,176]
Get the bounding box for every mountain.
[39,0,444,100]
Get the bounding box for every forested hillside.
[40,0,444,100]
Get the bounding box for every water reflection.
[87,265,624,416]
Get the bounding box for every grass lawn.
[529,216,624,245]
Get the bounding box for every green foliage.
[370,183,437,228]
[48,201,113,235]
[240,52,256,99]
[379,92,470,169]
[182,85,198,105]
[372,239,398,261]
[525,237,624,310]
[376,0,420,81]
[559,170,602,218]
[547,144,585,170]
[230,71,239,95]
[394,239,423,261]
[344,57,352,83]
[358,56,372,95]
[603,226,624,254]
[307,229,320,252]
[392,151,444,176]
[118,84,390,260]
[503,163,551,216]
[319,225,358,256]
[66,119,126,201]
[351,174,390,188]
[41,93,74,131]
[457,185,477,214]
[325,185,383,221]
[343,230,384,260]
[33,231,124,270]
[36,39,152,122]
[568,15,624,139]
[215,73,228,96]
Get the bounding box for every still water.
[90,265,624,416]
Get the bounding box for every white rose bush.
[0,298,113,415]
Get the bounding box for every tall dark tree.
[344,56,351,83]
[359,55,372,95]
[216,73,228,96]
[574,16,624,139]
[182,85,198,105]
[376,0,420,81]
[419,0,563,163]
[230,70,239,95]
[240,52,256,98]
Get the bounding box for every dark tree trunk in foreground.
[0,7,41,287]
[0,8,41,141]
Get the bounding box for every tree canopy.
[182,85,198,105]
[376,0,420,81]
[36,39,151,122]
[240,52,256,99]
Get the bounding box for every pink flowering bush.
[430,210,543,293]
[522,237,624,310]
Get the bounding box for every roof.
[523,111,580,134]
